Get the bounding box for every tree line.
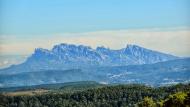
[0,84,190,107]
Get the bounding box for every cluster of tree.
[138,92,190,107]
[0,83,189,107]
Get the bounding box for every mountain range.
[0,43,178,74]
[0,43,189,87]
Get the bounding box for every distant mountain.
[0,43,178,74]
[0,58,189,87]
[0,69,105,87]
[31,43,178,66]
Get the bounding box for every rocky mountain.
[0,43,178,74]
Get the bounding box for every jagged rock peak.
[96,46,110,51]
[52,43,93,52]
[34,48,51,54]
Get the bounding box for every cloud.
[0,27,190,57]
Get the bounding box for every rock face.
[0,43,178,74]
[29,43,178,65]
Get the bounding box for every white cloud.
[0,28,190,57]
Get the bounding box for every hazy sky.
[0,0,190,57]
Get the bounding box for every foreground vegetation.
[0,83,190,107]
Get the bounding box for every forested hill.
[0,83,190,107]
[0,81,104,92]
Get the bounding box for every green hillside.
[0,81,105,92]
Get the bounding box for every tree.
[18,101,25,107]
[163,92,187,107]
[184,92,190,106]
[138,97,156,107]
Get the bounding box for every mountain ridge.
[0,43,179,74]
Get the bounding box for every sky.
[0,0,190,60]
[1,0,190,35]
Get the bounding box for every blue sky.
[1,0,190,36]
